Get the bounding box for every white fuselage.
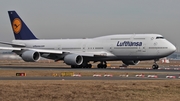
[12,34,176,61]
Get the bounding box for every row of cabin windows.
[110,37,164,40]
[61,47,104,50]
[53,46,168,50]
[149,47,168,49]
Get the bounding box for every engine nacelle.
[21,50,40,62]
[122,60,140,65]
[64,54,83,65]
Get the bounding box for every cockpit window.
[156,37,164,39]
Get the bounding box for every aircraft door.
[154,42,159,55]
[109,44,113,52]
[135,43,146,56]
[142,44,146,52]
[57,45,61,50]
[82,44,86,52]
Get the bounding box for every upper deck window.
[156,36,164,39]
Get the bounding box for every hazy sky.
[0,0,180,48]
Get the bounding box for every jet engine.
[122,60,140,65]
[21,50,40,62]
[64,54,83,65]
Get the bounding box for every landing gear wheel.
[97,61,107,68]
[71,65,83,68]
[97,64,101,68]
[87,64,92,68]
[152,64,159,69]
[103,64,107,68]
[152,59,159,69]
[81,63,92,68]
[71,65,78,68]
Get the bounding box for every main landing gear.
[71,63,92,68]
[97,61,107,68]
[152,59,159,69]
[71,61,107,68]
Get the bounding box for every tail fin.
[8,11,37,40]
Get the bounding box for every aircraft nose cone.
[169,44,176,53]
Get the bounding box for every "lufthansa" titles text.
[117,41,142,46]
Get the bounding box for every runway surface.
[0,66,180,80]
[0,74,179,80]
[0,66,180,73]
[0,76,169,80]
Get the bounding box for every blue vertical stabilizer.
[8,11,37,40]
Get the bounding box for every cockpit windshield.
[156,36,164,39]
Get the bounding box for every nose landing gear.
[152,64,159,69]
[152,59,159,69]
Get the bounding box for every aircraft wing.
[0,47,114,57]
[0,47,64,54]
[0,46,21,51]
[0,41,26,47]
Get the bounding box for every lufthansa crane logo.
[12,18,22,34]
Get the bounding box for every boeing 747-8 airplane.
[0,11,176,69]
